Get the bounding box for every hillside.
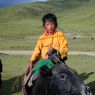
[0,0,93,21]
[0,0,95,51]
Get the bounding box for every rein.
[11,75,23,92]
[11,70,27,92]
[50,53,85,85]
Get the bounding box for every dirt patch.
[0,50,95,56]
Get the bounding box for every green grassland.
[0,54,29,95]
[0,54,95,95]
[0,0,95,51]
[0,1,95,95]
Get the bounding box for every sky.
[0,0,48,8]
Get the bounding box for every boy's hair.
[42,13,58,28]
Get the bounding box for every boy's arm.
[58,33,68,59]
[30,38,42,65]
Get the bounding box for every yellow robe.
[30,31,68,62]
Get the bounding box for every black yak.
[0,59,3,88]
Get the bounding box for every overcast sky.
[0,0,48,8]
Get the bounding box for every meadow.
[0,54,95,95]
[0,0,95,95]
[0,0,95,51]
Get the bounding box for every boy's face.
[44,20,56,33]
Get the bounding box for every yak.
[23,49,92,95]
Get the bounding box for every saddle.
[22,69,33,95]
[22,59,54,95]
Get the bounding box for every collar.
[44,30,56,36]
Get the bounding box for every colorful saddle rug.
[22,59,54,95]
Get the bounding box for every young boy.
[29,13,68,70]
[23,13,69,90]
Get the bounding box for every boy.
[23,13,69,91]
[28,13,68,70]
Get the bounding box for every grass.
[0,54,30,95]
[0,0,95,51]
[0,39,36,50]
[68,38,95,51]
[0,54,95,95]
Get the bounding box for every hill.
[0,0,95,51]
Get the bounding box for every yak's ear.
[39,66,52,77]
[0,59,3,72]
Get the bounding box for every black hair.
[42,13,58,28]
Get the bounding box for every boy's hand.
[47,46,55,55]
[48,47,54,52]
[28,63,33,71]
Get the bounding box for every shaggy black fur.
[31,64,92,95]
[0,59,3,88]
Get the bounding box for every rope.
[50,53,85,85]
[11,70,26,92]
[11,76,20,92]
